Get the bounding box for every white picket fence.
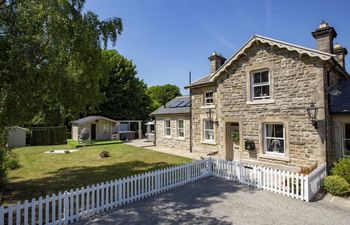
[0,158,327,225]
[211,159,327,202]
[0,160,211,225]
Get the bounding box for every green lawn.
[67,139,122,148]
[4,144,191,205]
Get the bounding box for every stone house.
[151,22,349,171]
[150,96,191,150]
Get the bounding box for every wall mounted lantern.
[206,108,218,125]
[306,102,318,129]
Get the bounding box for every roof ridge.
[209,34,335,81]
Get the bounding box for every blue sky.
[85,0,350,94]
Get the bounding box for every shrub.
[331,158,350,183]
[99,151,110,158]
[323,175,350,196]
[66,131,72,139]
[6,151,20,170]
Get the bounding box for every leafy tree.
[0,0,122,188]
[97,50,151,121]
[146,84,181,112]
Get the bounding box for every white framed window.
[264,123,285,155]
[177,120,185,138]
[342,123,350,157]
[203,119,214,141]
[164,120,171,137]
[204,91,214,105]
[251,70,270,100]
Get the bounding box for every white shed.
[7,126,26,147]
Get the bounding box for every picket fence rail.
[0,158,327,225]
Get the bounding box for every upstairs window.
[165,120,171,137]
[204,91,214,105]
[251,70,270,100]
[343,124,350,157]
[177,120,185,138]
[264,123,285,155]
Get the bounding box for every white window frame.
[203,119,215,142]
[251,69,270,101]
[164,120,171,137]
[177,120,185,138]
[342,123,350,157]
[204,91,214,105]
[263,123,285,156]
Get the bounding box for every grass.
[66,139,122,148]
[4,143,191,205]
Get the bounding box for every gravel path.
[74,177,350,225]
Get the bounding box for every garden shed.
[7,126,26,147]
[71,116,142,142]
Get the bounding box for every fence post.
[187,164,191,182]
[0,206,3,225]
[64,191,69,225]
[305,175,310,202]
[208,158,213,176]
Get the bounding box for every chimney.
[333,43,348,68]
[312,21,337,53]
[208,51,226,74]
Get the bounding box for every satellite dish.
[327,85,342,96]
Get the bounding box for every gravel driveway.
[74,177,350,225]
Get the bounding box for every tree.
[146,84,181,112]
[0,0,123,188]
[97,50,151,121]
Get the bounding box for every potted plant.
[230,130,240,142]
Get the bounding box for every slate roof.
[185,74,214,88]
[72,116,117,126]
[185,34,348,90]
[331,78,350,113]
[150,96,190,115]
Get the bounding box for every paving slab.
[74,177,350,225]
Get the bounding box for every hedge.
[31,126,67,146]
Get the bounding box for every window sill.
[176,137,186,141]
[164,136,172,139]
[201,105,215,109]
[258,154,290,162]
[246,99,275,105]
[201,140,217,145]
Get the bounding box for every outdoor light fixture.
[306,102,318,129]
[206,108,218,125]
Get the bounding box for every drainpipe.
[189,71,193,153]
[325,64,336,171]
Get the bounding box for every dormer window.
[251,70,270,100]
[204,91,214,105]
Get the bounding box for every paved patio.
[124,139,209,159]
[74,177,350,225]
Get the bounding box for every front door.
[226,122,240,161]
[91,124,96,140]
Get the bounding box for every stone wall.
[191,86,220,154]
[191,42,333,170]
[155,114,190,150]
[215,43,327,169]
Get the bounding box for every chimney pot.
[208,51,226,74]
[333,44,348,68]
[312,21,337,53]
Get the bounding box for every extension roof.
[150,96,190,115]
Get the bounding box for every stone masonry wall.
[191,86,220,154]
[155,114,190,150]
[214,43,327,170]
